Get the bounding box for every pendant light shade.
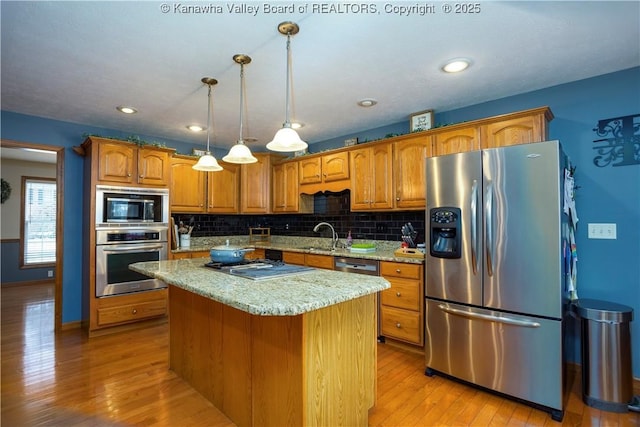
[223,54,257,164]
[266,21,308,153]
[193,77,223,172]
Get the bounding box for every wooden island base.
[169,285,377,427]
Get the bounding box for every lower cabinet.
[282,251,334,269]
[93,289,168,329]
[379,261,424,346]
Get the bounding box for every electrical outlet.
[588,223,617,239]
[47,270,54,278]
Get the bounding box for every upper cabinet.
[350,143,394,211]
[299,151,350,194]
[84,137,174,187]
[170,156,207,213]
[393,134,432,210]
[241,153,282,214]
[480,107,553,148]
[170,156,240,214]
[431,126,480,156]
[208,162,240,213]
[272,161,313,213]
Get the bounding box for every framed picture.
[410,109,434,132]
[344,137,358,147]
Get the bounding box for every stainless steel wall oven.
[95,228,168,297]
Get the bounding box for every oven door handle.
[101,244,165,253]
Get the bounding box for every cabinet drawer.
[283,251,306,266]
[97,298,167,326]
[380,306,422,345]
[380,278,421,311]
[305,254,334,270]
[380,261,422,279]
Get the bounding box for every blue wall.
[2,67,639,376]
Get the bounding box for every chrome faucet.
[313,222,339,251]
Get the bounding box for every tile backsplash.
[173,190,426,245]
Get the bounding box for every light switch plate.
[587,223,617,239]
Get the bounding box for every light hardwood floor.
[2,283,638,426]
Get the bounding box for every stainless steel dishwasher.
[334,257,383,340]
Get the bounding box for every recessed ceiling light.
[116,106,138,114]
[291,122,304,129]
[442,58,471,73]
[187,125,206,132]
[357,99,377,107]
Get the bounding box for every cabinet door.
[138,148,170,186]
[170,157,206,213]
[431,126,480,156]
[322,151,349,182]
[481,115,545,148]
[299,157,322,185]
[349,148,371,210]
[241,154,272,213]
[370,143,394,210]
[273,162,299,212]
[98,142,136,184]
[208,162,240,213]
[394,136,431,209]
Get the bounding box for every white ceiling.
[1,1,639,152]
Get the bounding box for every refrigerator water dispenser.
[429,207,461,258]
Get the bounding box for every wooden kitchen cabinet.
[282,251,334,269]
[170,156,239,214]
[481,107,553,148]
[241,153,281,214]
[350,143,394,211]
[96,289,168,327]
[90,137,173,187]
[379,261,424,346]
[170,155,206,212]
[299,151,350,194]
[393,134,432,210]
[207,162,240,213]
[431,125,481,156]
[272,161,312,213]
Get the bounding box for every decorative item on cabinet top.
[410,109,434,132]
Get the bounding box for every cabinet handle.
[395,269,401,273]
[127,173,132,177]
[139,175,144,178]
[396,292,401,297]
[396,322,401,328]
[132,309,138,314]
[396,197,400,201]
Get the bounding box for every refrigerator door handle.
[437,304,541,328]
[485,183,494,276]
[470,179,479,275]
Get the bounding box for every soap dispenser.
[346,230,353,247]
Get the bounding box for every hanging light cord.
[239,62,245,142]
[284,32,293,127]
[205,83,212,152]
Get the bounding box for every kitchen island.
[130,258,390,427]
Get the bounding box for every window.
[21,177,56,266]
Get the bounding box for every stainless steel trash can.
[573,299,634,413]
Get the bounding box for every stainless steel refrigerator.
[425,140,568,421]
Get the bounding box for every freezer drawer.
[425,299,563,412]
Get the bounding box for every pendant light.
[266,21,308,153]
[223,54,258,164]
[193,77,223,172]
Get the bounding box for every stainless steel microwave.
[95,185,169,226]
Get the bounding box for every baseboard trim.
[61,321,82,331]
[1,279,55,287]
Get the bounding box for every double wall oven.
[95,185,169,297]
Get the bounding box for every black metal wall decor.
[592,113,640,167]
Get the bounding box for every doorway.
[1,140,64,332]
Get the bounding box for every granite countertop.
[173,235,425,264]
[130,258,390,316]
